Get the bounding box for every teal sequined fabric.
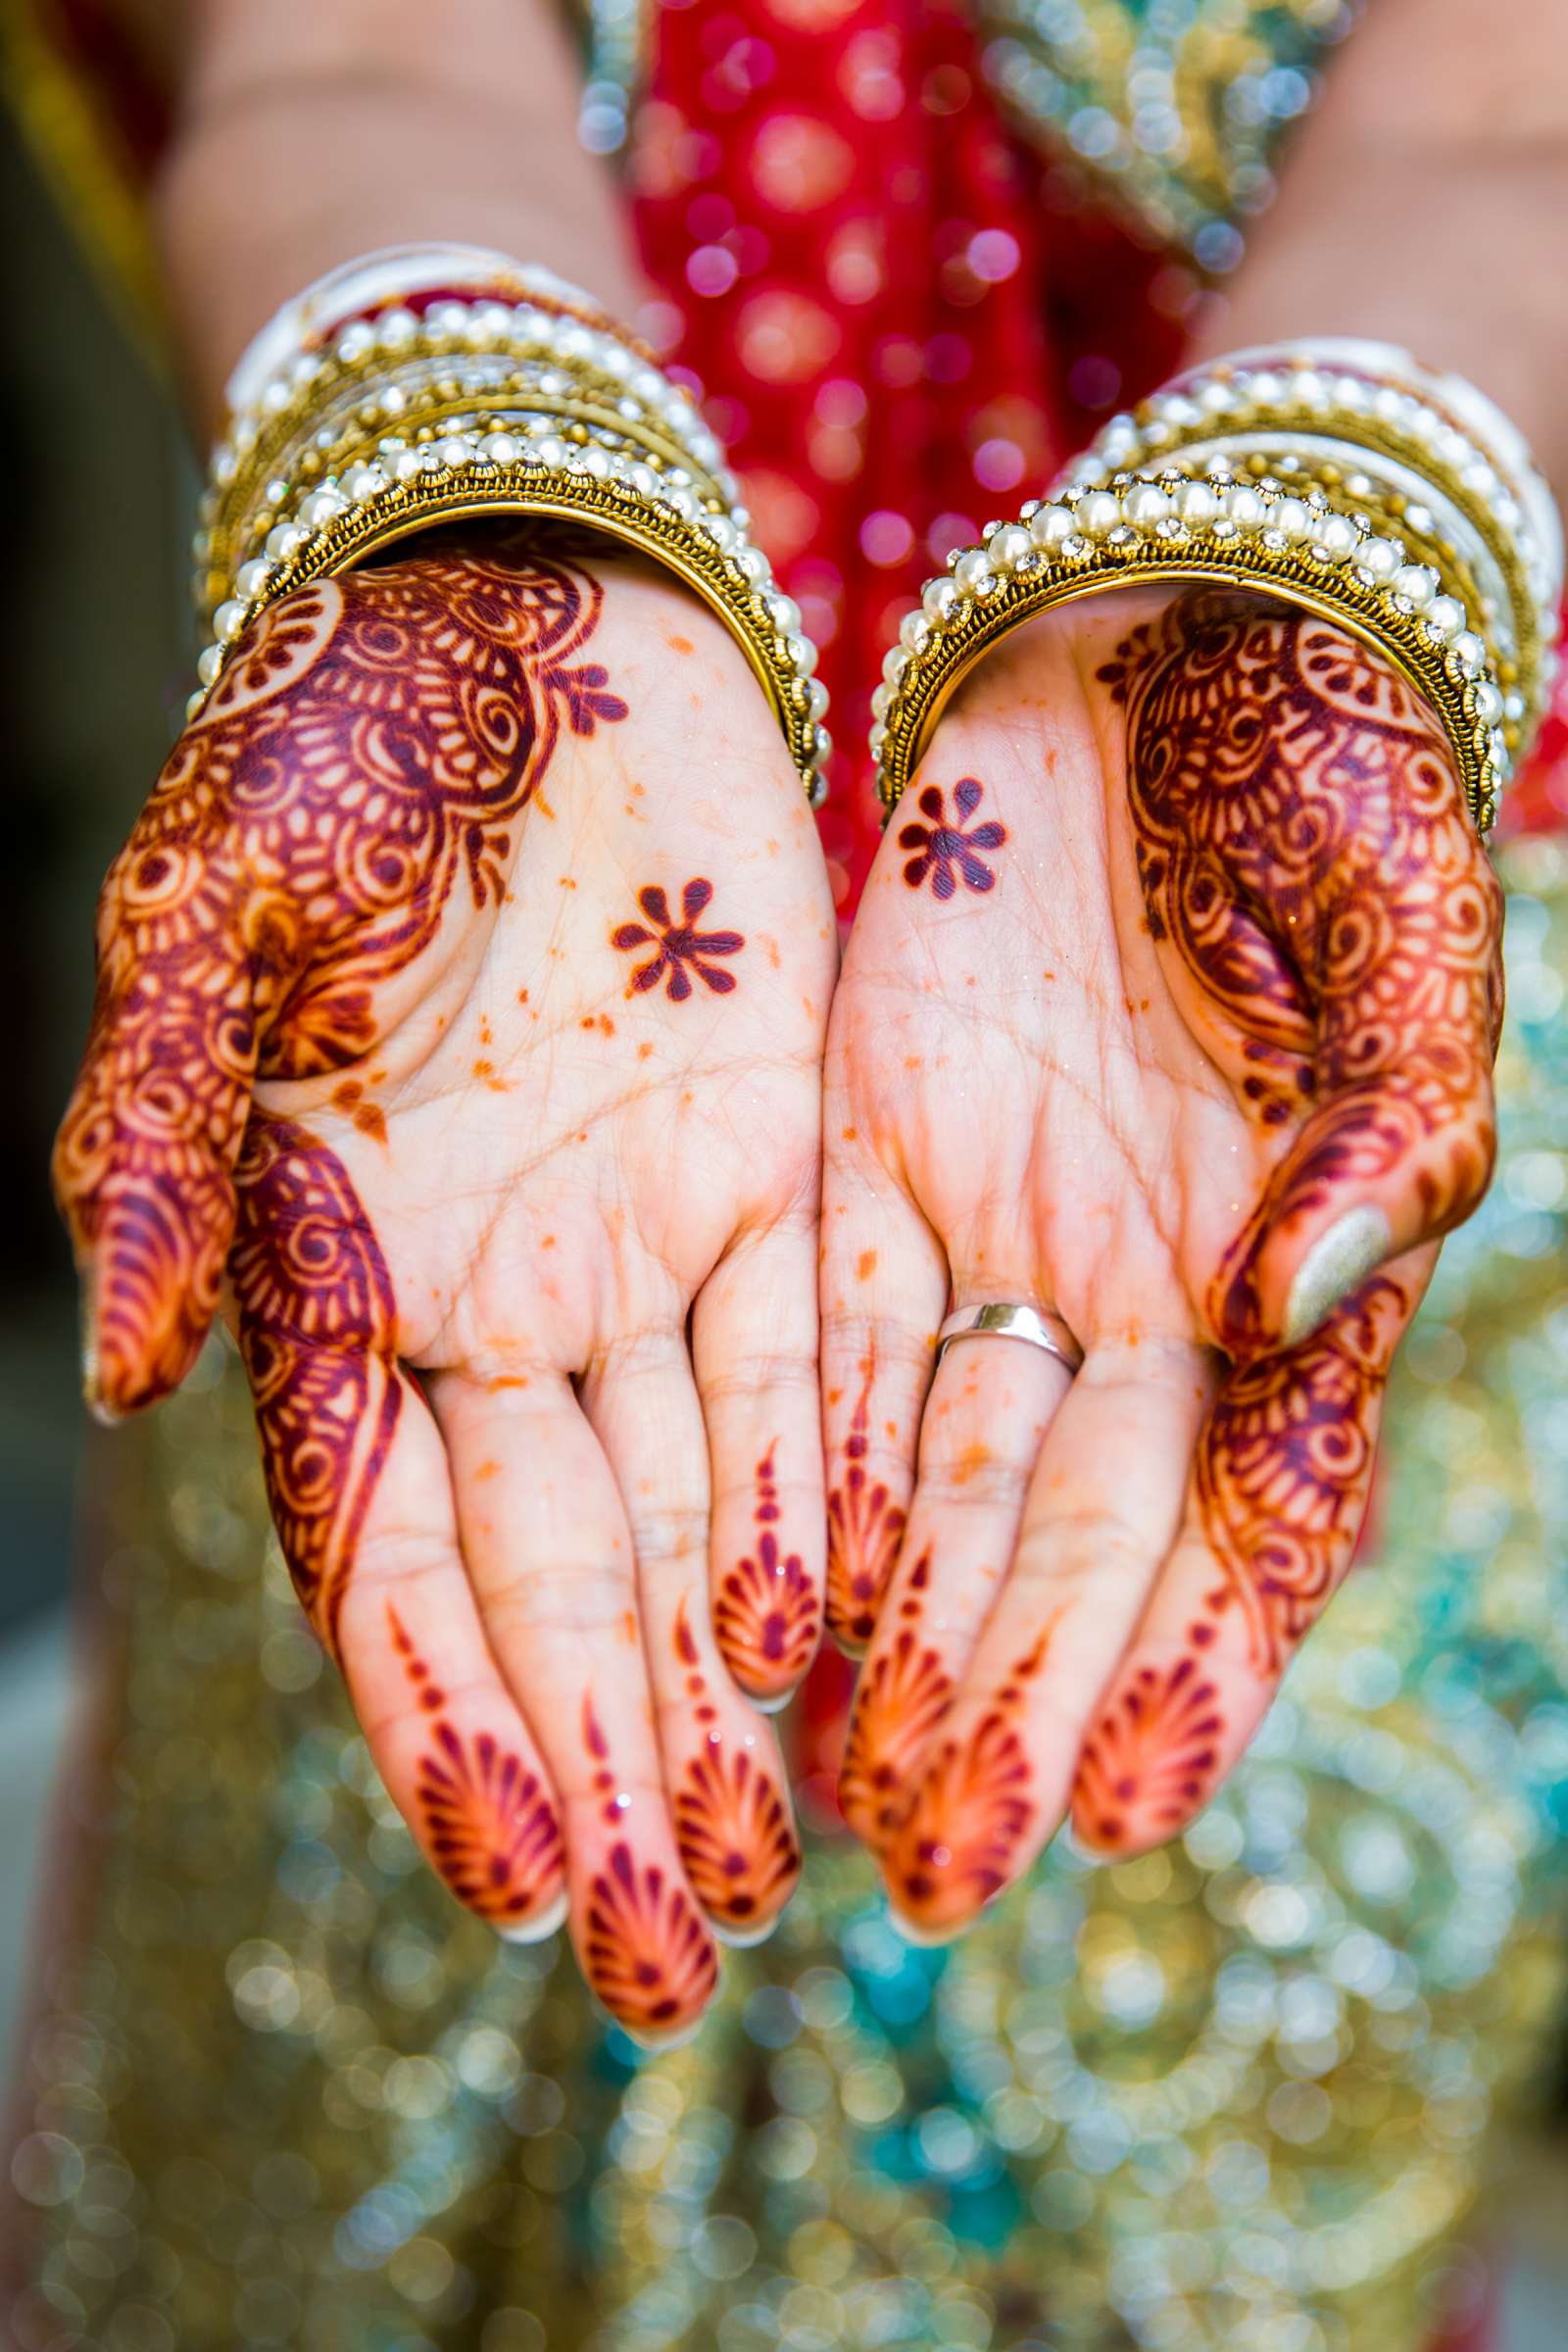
[8,840,1568,2352]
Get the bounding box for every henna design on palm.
[56,531,625,1417]
[713,1447,820,1701]
[612,877,745,1000]
[1100,593,1501,1351]
[898,778,1006,898]
[388,1606,564,1931]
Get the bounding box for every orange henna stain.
[840,1554,953,1849]
[857,1250,877,1282]
[665,632,695,656]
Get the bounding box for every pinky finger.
[234,1114,565,1936]
[1070,1261,1426,1856]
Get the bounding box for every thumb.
[1215,817,1503,1356]
[53,853,258,1420]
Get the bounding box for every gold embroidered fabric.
[10,842,1568,2352]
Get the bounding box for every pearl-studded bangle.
[873,346,1562,832]
[1059,342,1561,748]
[873,464,1507,830]
[195,255,829,806]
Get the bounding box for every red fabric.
[628,0,1185,905]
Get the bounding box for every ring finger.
[839,1295,1076,1849]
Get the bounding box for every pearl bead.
[535,436,567,469]
[234,560,273,600]
[1288,369,1327,410]
[987,522,1033,572]
[953,547,995,593]
[1029,504,1076,551]
[1175,480,1218,528]
[1474,679,1505,723]
[923,576,958,621]
[472,302,513,345]
[1452,631,1487,675]
[1424,596,1465,641]
[214,599,248,642]
[734,546,767,583]
[1392,564,1438,608]
[1123,483,1169,530]
[869,682,894,722]
[1077,491,1123,540]
[790,634,817,675]
[767,591,802,635]
[300,488,348,526]
[900,610,932,656]
[1273,497,1311,541]
[1249,370,1285,409]
[1357,537,1399,581]
[480,433,519,466]
[1228,486,1266,532]
[335,320,375,365]
[1402,502,1434,538]
[578,446,611,479]
[1317,514,1359,561]
[806,677,830,721]
[197,644,224,687]
[881,644,909,685]
[265,523,304,562]
[424,301,469,343]
[868,721,888,758]
[376,308,418,353]
[436,435,473,470]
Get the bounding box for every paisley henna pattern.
[55,530,625,1417]
[583,1842,720,2040]
[825,1377,906,1650]
[713,1447,820,1700]
[669,1603,800,1934]
[881,1632,1050,1935]
[612,877,745,1000]
[229,1117,401,1656]
[1072,1655,1224,1852]
[838,1559,953,1849]
[387,1607,564,1930]
[1098,591,1502,1353]
[898,777,1006,898]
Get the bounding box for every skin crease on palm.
[823,585,1502,1941]
[54,525,838,2044]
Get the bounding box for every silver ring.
[935,1301,1084,1376]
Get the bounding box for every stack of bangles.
[873,339,1563,831]
[190,243,831,806]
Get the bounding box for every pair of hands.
[54,523,1501,2043]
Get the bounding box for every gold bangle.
[195,429,830,806]
[873,472,1506,831]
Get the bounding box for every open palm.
[822,587,1501,1937]
[55,525,838,2040]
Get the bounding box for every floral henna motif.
[898,777,1006,898]
[612,877,745,1000]
[583,1842,720,2040]
[713,1447,820,1701]
[229,1116,400,1656]
[671,1605,800,1935]
[825,1378,906,1650]
[1072,1276,1408,1853]
[387,1607,564,1930]
[55,530,625,1415]
[1071,1655,1224,1852]
[838,1551,953,1848]
[881,1633,1051,1935]
[1196,1273,1408,1678]
[1099,592,1501,1350]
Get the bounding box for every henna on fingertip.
[713,1447,821,1704]
[825,1375,907,1652]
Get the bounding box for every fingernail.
[620,2016,705,2055]
[886,1901,963,1950]
[495,1888,569,1946]
[1282,1204,1393,1348]
[711,1912,782,1951]
[78,1266,122,1428]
